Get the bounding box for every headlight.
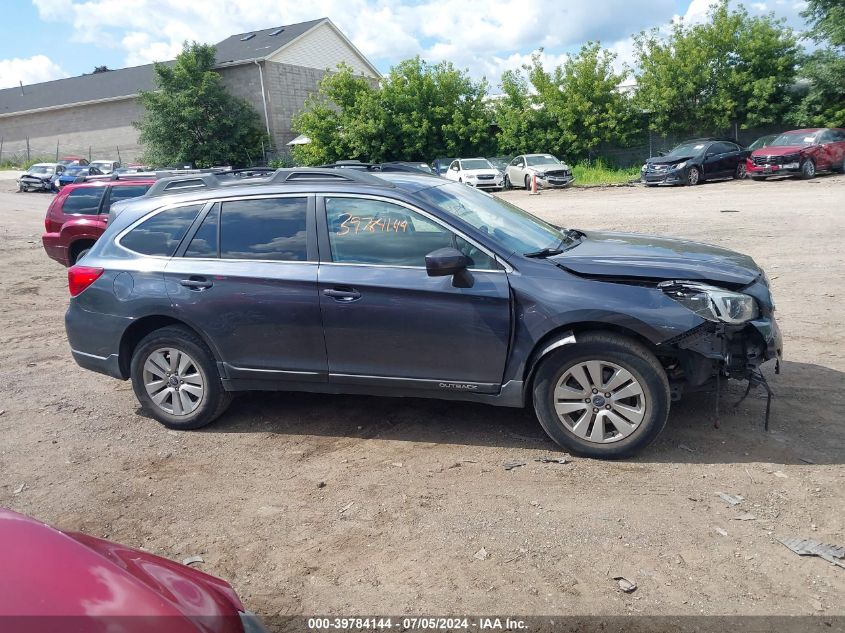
[641,164,648,172]
[659,281,759,324]
[674,161,687,169]
[535,172,546,178]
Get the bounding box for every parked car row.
[642,127,845,186]
[17,156,123,192]
[433,154,576,192]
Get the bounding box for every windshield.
[667,142,707,157]
[748,135,776,151]
[29,165,53,174]
[417,182,572,255]
[770,132,818,147]
[461,159,492,170]
[526,155,560,166]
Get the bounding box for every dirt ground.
[1,172,844,621]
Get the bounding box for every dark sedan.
[642,139,750,186]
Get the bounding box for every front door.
[316,195,511,393]
[164,195,327,382]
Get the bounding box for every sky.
[0,0,811,92]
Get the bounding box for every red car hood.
[0,509,244,632]
[751,145,810,157]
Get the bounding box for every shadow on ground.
[146,361,843,465]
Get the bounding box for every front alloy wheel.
[686,166,701,186]
[735,162,747,179]
[800,159,816,179]
[532,332,670,458]
[552,361,646,443]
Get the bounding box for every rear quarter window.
[61,187,106,215]
[120,204,203,257]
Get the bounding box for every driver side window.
[325,197,497,270]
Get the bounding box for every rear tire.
[532,332,670,459]
[130,326,231,430]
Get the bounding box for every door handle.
[323,287,361,302]
[180,277,213,290]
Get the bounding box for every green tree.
[495,43,635,160]
[634,0,801,134]
[290,63,382,165]
[291,58,494,165]
[792,0,845,126]
[135,42,267,167]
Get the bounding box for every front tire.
[524,175,531,190]
[800,159,816,179]
[532,332,670,459]
[130,325,231,430]
[686,166,701,186]
[734,162,747,179]
[503,175,512,190]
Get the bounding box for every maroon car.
[747,127,845,180]
[0,508,266,632]
[42,179,153,266]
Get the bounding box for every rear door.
[316,194,511,393]
[164,195,327,383]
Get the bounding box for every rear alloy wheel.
[686,166,701,186]
[532,332,670,458]
[734,162,747,179]
[131,326,231,430]
[800,159,816,179]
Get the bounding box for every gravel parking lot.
[1,173,843,620]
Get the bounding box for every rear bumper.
[42,232,69,266]
[65,302,130,379]
[70,349,123,379]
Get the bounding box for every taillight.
[68,265,104,297]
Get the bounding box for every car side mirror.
[425,247,474,288]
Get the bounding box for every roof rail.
[144,167,393,198]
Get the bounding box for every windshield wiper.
[524,246,564,258]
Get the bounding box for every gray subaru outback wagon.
[65,168,782,458]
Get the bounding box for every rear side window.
[62,187,105,214]
[104,185,151,213]
[220,198,308,261]
[185,204,219,258]
[120,204,203,257]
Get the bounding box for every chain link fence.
[0,137,143,169]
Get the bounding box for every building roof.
[0,63,165,117]
[213,18,325,65]
[0,17,332,117]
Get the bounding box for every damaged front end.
[657,275,783,427]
